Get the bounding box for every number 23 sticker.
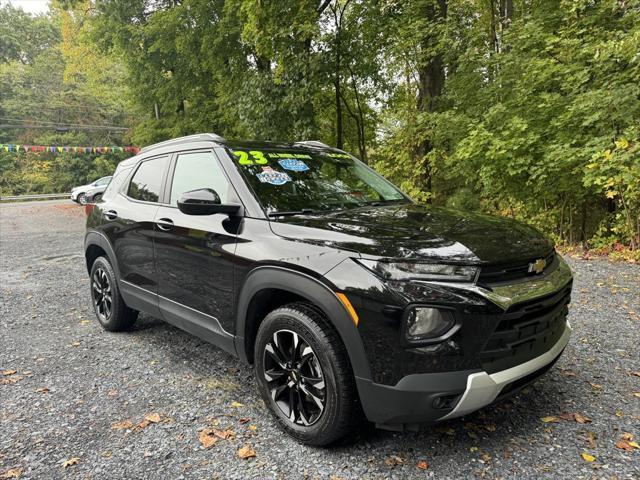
[233,150,268,165]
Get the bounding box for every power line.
[0,123,128,132]
[0,116,127,128]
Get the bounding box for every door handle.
[156,218,174,231]
[103,209,118,220]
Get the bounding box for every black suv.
[85,133,573,445]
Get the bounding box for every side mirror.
[177,188,242,216]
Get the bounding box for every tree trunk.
[580,199,587,247]
[414,0,447,202]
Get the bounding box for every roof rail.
[293,140,331,149]
[140,133,225,154]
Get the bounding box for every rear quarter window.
[102,167,131,201]
[127,156,169,203]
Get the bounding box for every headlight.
[357,259,478,282]
[405,307,457,340]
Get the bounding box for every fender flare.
[234,266,373,381]
[84,231,120,278]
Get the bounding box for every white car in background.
[70,176,112,204]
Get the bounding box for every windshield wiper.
[267,209,317,217]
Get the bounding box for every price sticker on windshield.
[233,150,268,165]
[232,150,312,165]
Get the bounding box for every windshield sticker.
[256,166,291,185]
[233,150,268,165]
[268,152,312,159]
[278,158,309,172]
[232,149,313,165]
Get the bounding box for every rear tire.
[90,256,137,332]
[254,303,360,446]
[92,193,103,203]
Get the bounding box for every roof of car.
[116,134,342,170]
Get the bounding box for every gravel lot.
[1,200,639,479]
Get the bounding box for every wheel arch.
[234,266,372,381]
[84,231,120,278]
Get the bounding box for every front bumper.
[440,321,571,420]
[357,320,571,428]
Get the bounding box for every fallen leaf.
[35,387,49,394]
[481,453,492,463]
[237,444,256,459]
[615,439,637,452]
[0,375,23,385]
[198,429,219,449]
[580,453,595,462]
[384,455,405,467]
[248,425,257,431]
[541,416,559,423]
[1,370,17,376]
[213,428,235,439]
[230,401,244,408]
[80,320,90,325]
[574,413,592,424]
[0,468,23,479]
[144,412,161,423]
[107,389,118,397]
[238,417,250,424]
[416,460,429,470]
[560,369,577,377]
[483,423,497,432]
[615,410,623,417]
[137,420,151,429]
[588,382,602,390]
[634,392,640,398]
[631,371,640,377]
[111,420,135,430]
[469,446,479,452]
[436,426,455,435]
[62,457,80,468]
[587,431,597,449]
[558,412,591,424]
[615,433,639,452]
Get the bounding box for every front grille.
[480,283,572,373]
[478,250,557,284]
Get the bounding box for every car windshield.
[229,147,409,214]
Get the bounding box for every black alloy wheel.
[254,303,361,446]
[89,256,138,331]
[263,329,326,426]
[92,266,112,321]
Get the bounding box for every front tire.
[254,303,360,446]
[90,256,137,331]
[77,193,87,205]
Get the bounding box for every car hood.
[268,204,553,265]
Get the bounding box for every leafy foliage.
[1,0,638,250]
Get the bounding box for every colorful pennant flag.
[0,144,140,154]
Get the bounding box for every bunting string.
[0,144,140,154]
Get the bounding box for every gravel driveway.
[1,200,639,479]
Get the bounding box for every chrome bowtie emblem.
[529,258,546,274]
